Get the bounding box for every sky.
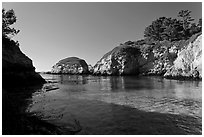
[2,2,202,71]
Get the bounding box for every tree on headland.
[143,10,201,44]
[144,17,184,42]
[177,10,194,36]
[2,8,20,39]
[144,17,167,42]
[160,18,183,41]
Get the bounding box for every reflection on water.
[28,74,202,134]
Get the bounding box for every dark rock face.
[51,57,89,74]
[2,37,45,87]
[93,45,147,75]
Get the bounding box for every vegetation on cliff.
[139,10,202,79]
[2,8,20,39]
[143,10,201,43]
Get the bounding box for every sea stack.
[93,43,147,75]
[51,57,89,74]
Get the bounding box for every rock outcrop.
[2,37,45,86]
[164,33,202,79]
[93,32,202,79]
[93,44,147,75]
[51,57,89,74]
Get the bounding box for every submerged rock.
[164,33,202,79]
[51,57,89,74]
[2,37,45,87]
[93,44,147,75]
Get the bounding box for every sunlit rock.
[93,44,147,75]
[164,33,202,79]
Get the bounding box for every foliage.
[189,23,200,35]
[177,10,194,31]
[143,10,201,43]
[161,18,183,41]
[135,38,155,45]
[198,18,202,27]
[144,17,167,41]
[2,8,20,38]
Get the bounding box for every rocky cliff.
[93,33,202,79]
[51,57,89,74]
[164,33,202,79]
[2,37,45,86]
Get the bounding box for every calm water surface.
[27,74,202,134]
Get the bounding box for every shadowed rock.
[2,37,45,87]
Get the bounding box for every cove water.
[27,74,202,135]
